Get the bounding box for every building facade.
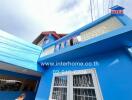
[0,6,132,100]
[36,13,132,100]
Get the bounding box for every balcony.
[38,14,132,63]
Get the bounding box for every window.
[49,69,103,100]
[51,76,67,100]
[80,17,124,42]
[44,38,50,44]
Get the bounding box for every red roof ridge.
[41,31,66,39]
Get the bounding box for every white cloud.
[0,0,131,42]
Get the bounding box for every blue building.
[0,6,132,100]
[0,30,42,100]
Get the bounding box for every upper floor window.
[43,38,50,44]
[49,69,103,100]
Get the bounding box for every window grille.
[49,69,103,100]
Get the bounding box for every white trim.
[49,74,56,100]
[49,69,103,100]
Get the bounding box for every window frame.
[49,69,103,100]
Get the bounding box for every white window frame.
[49,69,103,100]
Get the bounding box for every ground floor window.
[49,69,103,100]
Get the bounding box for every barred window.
[52,76,67,100]
[49,69,103,100]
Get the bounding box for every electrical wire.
[96,0,100,18]
[103,0,105,15]
[111,0,114,7]
[108,0,111,13]
[92,0,96,20]
[90,0,93,22]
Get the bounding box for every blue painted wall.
[42,34,56,48]
[48,34,56,43]
[36,48,132,100]
[0,13,131,100]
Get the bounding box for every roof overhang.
[0,61,42,77]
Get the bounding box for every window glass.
[52,76,67,100]
[50,69,103,100]
[73,74,94,87]
[73,89,96,100]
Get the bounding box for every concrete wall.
[35,48,132,100]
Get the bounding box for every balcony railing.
[40,16,124,58]
[40,33,82,57]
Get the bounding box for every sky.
[0,0,132,42]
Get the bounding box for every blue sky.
[0,0,131,42]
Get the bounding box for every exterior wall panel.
[80,17,124,41]
[36,49,132,100]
